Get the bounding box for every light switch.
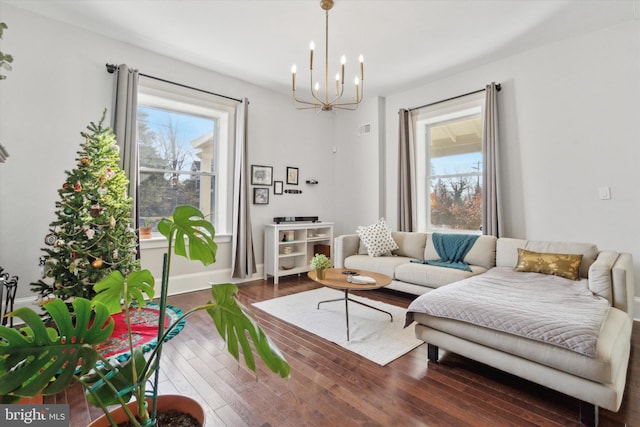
[598,186,611,200]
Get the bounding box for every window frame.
[413,92,485,233]
[137,76,236,240]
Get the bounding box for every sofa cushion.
[391,231,428,259]
[356,218,399,257]
[394,262,487,288]
[423,234,496,270]
[497,239,598,279]
[514,248,583,280]
[525,241,598,279]
[344,254,410,278]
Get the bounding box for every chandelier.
[291,0,364,111]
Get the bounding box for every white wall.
[382,20,640,296]
[2,4,639,308]
[0,4,336,303]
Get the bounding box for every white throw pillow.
[356,218,399,257]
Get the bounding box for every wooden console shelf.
[264,222,334,284]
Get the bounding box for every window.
[414,93,484,233]
[137,77,236,236]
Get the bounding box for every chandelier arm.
[293,94,320,107]
[308,67,324,105]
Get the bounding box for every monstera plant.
[0,206,290,426]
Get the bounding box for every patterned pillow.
[513,248,583,280]
[356,218,399,257]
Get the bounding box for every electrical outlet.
[598,186,611,200]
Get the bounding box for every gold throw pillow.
[514,248,583,280]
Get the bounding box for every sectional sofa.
[334,231,634,427]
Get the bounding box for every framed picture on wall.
[253,187,269,204]
[286,167,299,185]
[274,180,283,195]
[251,165,273,186]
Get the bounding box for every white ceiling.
[5,0,639,96]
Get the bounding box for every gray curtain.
[111,64,139,229]
[481,82,502,237]
[231,98,256,278]
[397,109,416,231]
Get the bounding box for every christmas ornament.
[74,181,82,192]
[54,239,65,248]
[110,143,120,153]
[44,233,58,246]
[113,249,119,260]
[98,186,107,196]
[90,203,101,218]
[64,207,73,215]
[105,167,114,179]
[79,157,91,166]
[91,258,103,269]
[62,182,69,189]
[109,215,116,228]
[83,226,96,239]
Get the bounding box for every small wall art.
[251,165,273,186]
[274,180,283,195]
[286,166,299,185]
[253,187,269,204]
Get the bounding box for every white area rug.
[252,287,424,366]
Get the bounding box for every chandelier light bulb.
[354,76,360,86]
[291,64,297,91]
[341,55,346,65]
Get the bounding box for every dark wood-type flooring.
[47,276,639,426]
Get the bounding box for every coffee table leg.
[317,289,393,341]
[344,289,350,341]
[346,297,393,322]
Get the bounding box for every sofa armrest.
[612,253,635,319]
[334,234,360,268]
[589,251,635,319]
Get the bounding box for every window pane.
[428,117,482,232]
[137,105,217,230]
[138,106,215,173]
[139,171,215,228]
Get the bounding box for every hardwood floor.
[47,276,639,426]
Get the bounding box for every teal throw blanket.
[411,233,479,272]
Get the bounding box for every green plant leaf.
[0,298,114,398]
[158,205,217,266]
[93,270,155,315]
[206,283,290,379]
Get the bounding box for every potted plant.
[0,205,290,427]
[139,219,153,239]
[310,253,331,280]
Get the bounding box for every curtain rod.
[408,83,501,112]
[105,63,243,103]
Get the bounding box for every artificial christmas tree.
[32,111,139,302]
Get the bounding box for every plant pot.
[87,394,205,427]
[139,226,153,239]
[316,268,327,280]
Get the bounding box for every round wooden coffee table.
[307,268,393,341]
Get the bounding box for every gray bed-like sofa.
[334,232,635,426]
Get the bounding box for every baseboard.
[7,265,266,324]
[635,296,640,322]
